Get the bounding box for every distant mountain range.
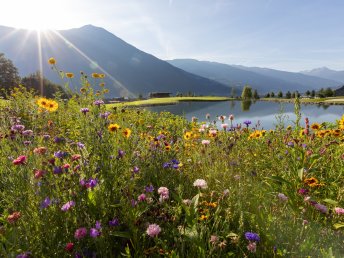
[0,25,229,97]
[301,67,344,83]
[167,59,342,94]
[0,24,342,97]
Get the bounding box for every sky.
[1,0,344,72]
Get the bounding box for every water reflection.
[147,100,344,130]
[241,100,252,111]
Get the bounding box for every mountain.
[301,67,344,83]
[167,59,342,93]
[0,25,230,97]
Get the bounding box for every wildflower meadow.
[0,59,343,257]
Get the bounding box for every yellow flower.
[184,131,192,140]
[48,57,56,65]
[37,97,49,108]
[108,123,120,132]
[99,82,105,87]
[45,100,59,112]
[165,145,171,151]
[123,128,132,138]
[92,73,99,78]
[311,123,321,130]
[99,73,105,78]
[66,72,74,78]
[304,177,320,187]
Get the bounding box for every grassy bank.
[107,96,233,108]
[261,96,344,105]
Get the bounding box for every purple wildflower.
[74,227,87,240]
[80,108,90,114]
[117,150,125,159]
[54,150,67,159]
[245,232,260,242]
[40,197,51,209]
[77,142,85,149]
[243,120,252,127]
[93,100,104,106]
[90,228,100,238]
[53,166,63,174]
[22,130,33,136]
[95,221,102,230]
[16,252,31,258]
[11,124,25,132]
[109,218,119,227]
[145,184,154,193]
[61,201,75,211]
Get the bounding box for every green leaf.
[323,199,338,205]
[298,168,304,180]
[87,190,96,206]
[109,231,131,238]
[333,223,344,230]
[266,176,292,186]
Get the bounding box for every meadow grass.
[108,96,233,108]
[0,66,343,257]
[261,97,344,105]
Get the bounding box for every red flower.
[13,155,27,165]
[65,242,74,252]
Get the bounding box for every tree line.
[0,52,66,98]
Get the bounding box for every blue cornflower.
[245,232,260,242]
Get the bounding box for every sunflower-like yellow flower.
[92,73,99,78]
[37,97,49,108]
[108,123,120,132]
[123,128,132,138]
[45,100,59,112]
[48,57,56,65]
[66,72,74,78]
[184,131,192,140]
[304,177,321,187]
[310,123,321,130]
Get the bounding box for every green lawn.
[107,96,233,108]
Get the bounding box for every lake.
[146,100,344,129]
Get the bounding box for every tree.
[21,72,67,98]
[270,92,275,98]
[311,90,316,98]
[241,85,252,99]
[285,91,291,99]
[265,93,271,98]
[305,90,311,97]
[0,53,20,95]
[277,91,283,98]
[252,89,259,99]
[291,92,296,98]
[324,87,334,97]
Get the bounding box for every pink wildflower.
[193,179,208,189]
[74,227,87,240]
[146,224,161,237]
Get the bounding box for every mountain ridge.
[0,25,230,97]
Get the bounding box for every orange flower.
[66,72,74,78]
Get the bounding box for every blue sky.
[1,0,344,71]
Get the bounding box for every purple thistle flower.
[95,221,102,230]
[93,100,104,106]
[77,142,85,149]
[99,111,111,119]
[243,120,252,127]
[245,232,260,242]
[53,166,63,174]
[54,136,65,143]
[11,124,25,132]
[145,184,154,193]
[43,134,51,140]
[117,150,125,159]
[16,252,31,258]
[80,108,90,114]
[109,218,119,227]
[22,130,33,136]
[54,150,67,159]
[40,197,51,209]
[132,166,140,173]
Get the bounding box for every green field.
[107,96,233,108]
[261,96,344,104]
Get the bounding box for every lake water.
[146,100,344,129]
